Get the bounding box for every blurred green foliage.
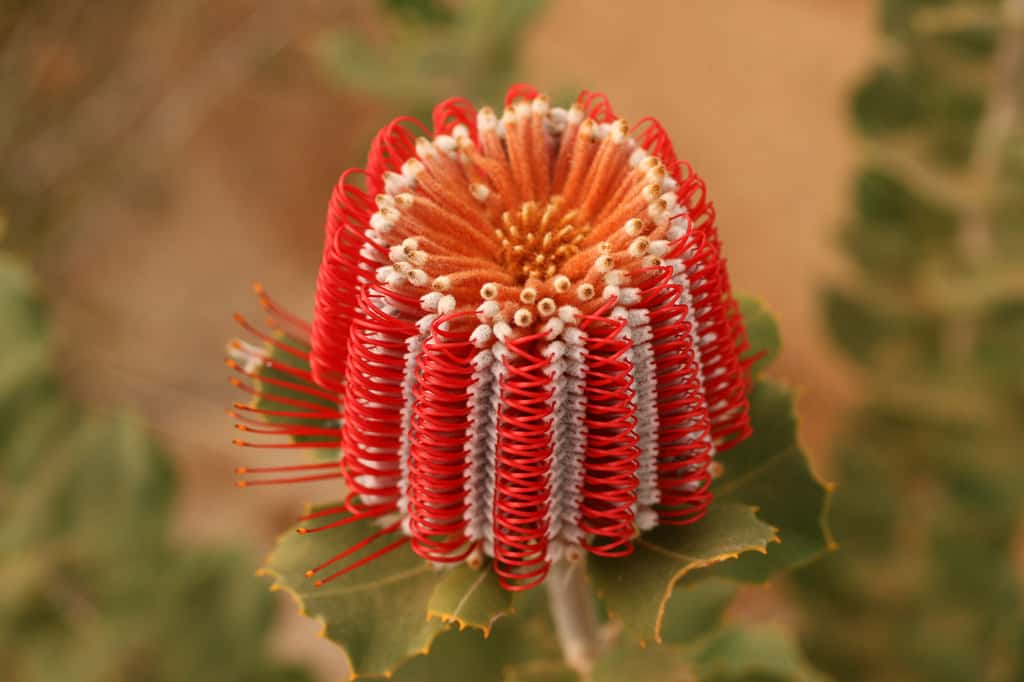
[793,1,1024,680]
[0,255,311,682]
[315,0,548,122]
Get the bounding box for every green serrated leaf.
[427,563,514,634]
[262,505,513,677]
[711,381,834,582]
[382,588,563,682]
[658,578,738,646]
[382,627,503,682]
[589,503,776,643]
[693,625,828,682]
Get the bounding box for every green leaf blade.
[263,506,513,677]
[590,503,776,644]
[712,381,835,582]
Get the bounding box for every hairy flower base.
[230,85,753,591]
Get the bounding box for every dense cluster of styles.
[229,85,753,590]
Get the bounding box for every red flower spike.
[230,86,753,591]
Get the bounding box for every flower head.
[230,85,753,591]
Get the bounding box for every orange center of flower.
[371,95,687,332]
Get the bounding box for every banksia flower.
[229,85,752,591]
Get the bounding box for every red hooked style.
[228,85,754,591]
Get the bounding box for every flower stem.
[545,557,604,679]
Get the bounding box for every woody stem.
[545,557,604,679]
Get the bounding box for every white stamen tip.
[469,183,491,202]
[470,324,493,347]
[610,119,629,143]
[577,283,595,301]
[437,294,457,315]
[552,274,572,293]
[642,183,662,202]
[416,314,437,335]
[434,135,457,154]
[415,137,436,158]
[618,287,641,305]
[420,291,443,311]
[649,240,669,257]
[640,156,661,171]
[477,106,497,131]
[432,275,451,292]
[537,298,557,317]
[384,171,411,194]
[557,305,578,324]
[370,209,397,233]
[513,308,534,328]
[388,245,407,263]
[519,287,538,305]
[493,321,513,342]
[604,269,626,287]
[480,282,499,300]
[477,300,501,320]
[628,237,651,258]
[407,269,428,287]
[401,158,424,179]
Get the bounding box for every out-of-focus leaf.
[503,663,578,682]
[854,66,923,134]
[262,505,514,678]
[380,0,453,24]
[593,641,695,682]
[737,295,780,379]
[693,625,829,682]
[314,0,547,111]
[842,166,958,277]
[976,299,1024,389]
[792,1,1024,679]
[0,255,311,682]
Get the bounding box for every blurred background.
[2,1,1021,681]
